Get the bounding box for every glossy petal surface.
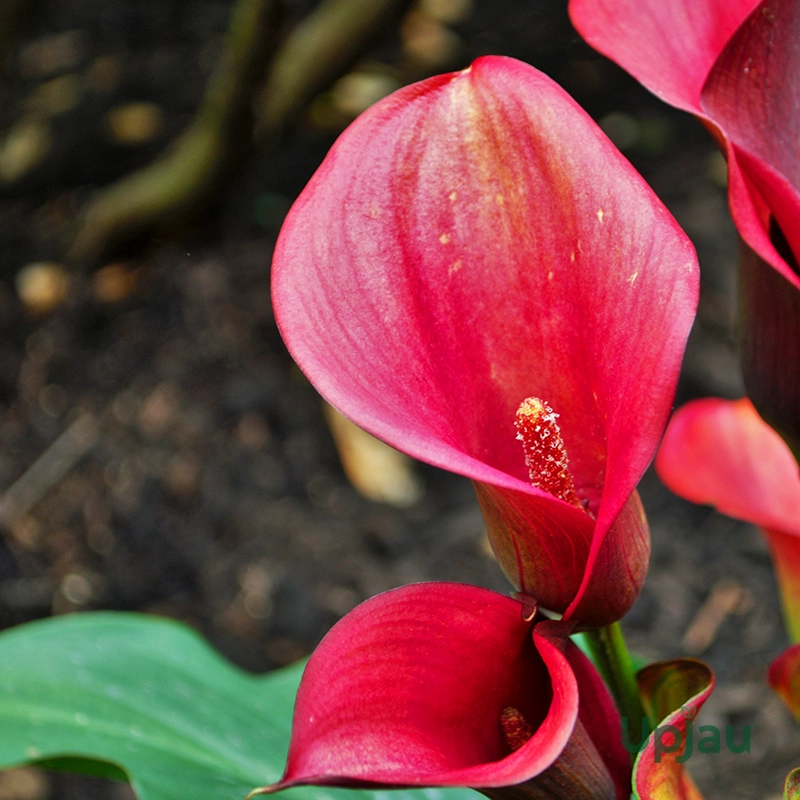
[271,583,627,792]
[275,584,573,788]
[273,55,697,625]
[569,0,799,278]
[656,398,800,534]
[570,0,800,450]
[569,0,758,113]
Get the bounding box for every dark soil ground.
[0,2,796,799]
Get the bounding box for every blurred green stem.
[584,622,648,751]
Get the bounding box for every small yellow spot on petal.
[570,251,575,263]
[448,259,463,275]
[495,194,504,205]
[597,208,604,223]
[449,191,457,202]
[628,270,639,285]
[439,232,451,244]
[501,707,533,753]
[547,270,554,281]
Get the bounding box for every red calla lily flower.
[272,55,698,628]
[655,397,800,640]
[259,583,631,800]
[569,0,800,454]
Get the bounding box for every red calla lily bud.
[633,659,715,800]
[272,56,698,628]
[569,0,800,456]
[656,398,800,641]
[785,769,800,800]
[257,583,631,800]
[768,643,800,721]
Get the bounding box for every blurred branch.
[257,0,411,141]
[68,0,280,264]
[68,0,411,266]
[0,413,98,528]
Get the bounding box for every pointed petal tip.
[245,784,281,798]
[246,776,332,797]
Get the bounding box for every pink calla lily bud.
[258,583,631,800]
[272,56,698,628]
[656,398,800,641]
[569,0,800,456]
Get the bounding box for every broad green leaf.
[0,613,478,800]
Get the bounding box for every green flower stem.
[583,622,649,749]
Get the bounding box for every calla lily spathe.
[272,55,698,628]
[259,586,715,800]
[261,583,631,800]
[568,0,793,284]
[656,398,800,641]
[569,0,800,454]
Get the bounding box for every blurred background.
[0,0,795,798]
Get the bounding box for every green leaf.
[0,613,478,800]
